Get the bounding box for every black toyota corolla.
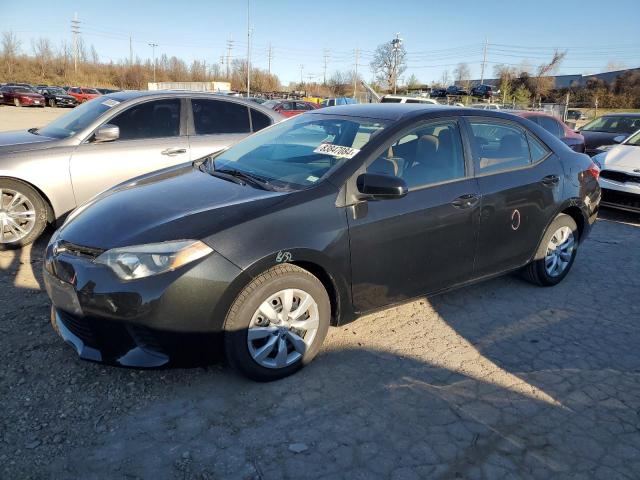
[44,104,601,381]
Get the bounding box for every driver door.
[69,98,189,205]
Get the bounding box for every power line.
[71,12,80,75]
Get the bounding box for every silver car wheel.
[544,226,575,277]
[247,288,320,369]
[0,188,37,244]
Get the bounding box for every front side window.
[367,120,466,189]
[109,99,180,140]
[207,115,388,189]
[192,99,250,135]
[470,121,531,174]
[36,96,123,139]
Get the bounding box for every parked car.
[37,87,78,108]
[6,83,39,92]
[514,111,585,153]
[321,97,358,107]
[67,87,102,103]
[0,86,45,107]
[470,84,496,98]
[262,99,319,117]
[0,91,283,248]
[380,95,438,104]
[567,109,587,121]
[578,113,640,156]
[446,85,469,96]
[592,128,640,213]
[43,104,600,380]
[430,88,447,98]
[247,97,267,104]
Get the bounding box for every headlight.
[95,240,213,280]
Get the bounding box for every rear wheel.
[224,264,330,381]
[0,179,48,250]
[49,99,56,107]
[14,98,21,107]
[522,213,579,286]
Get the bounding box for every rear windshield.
[380,97,402,103]
[581,115,640,134]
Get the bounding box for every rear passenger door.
[188,98,252,160]
[465,117,564,277]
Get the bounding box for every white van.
[380,95,438,105]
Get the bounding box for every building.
[147,81,231,92]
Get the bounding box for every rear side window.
[469,121,531,174]
[192,99,250,135]
[108,99,181,140]
[527,134,550,162]
[250,109,271,132]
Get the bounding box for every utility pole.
[300,64,304,85]
[323,49,330,85]
[148,42,158,83]
[353,48,359,99]
[226,36,233,79]
[129,35,133,65]
[246,0,251,97]
[267,43,273,75]
[391,33,402,95]
[71,13,80,75]
[480,37,488,84]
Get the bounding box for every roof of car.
[601,112,640,117]
[307,103,460,120]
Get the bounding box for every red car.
[514,111,585,153]
[66,87,101,103]
[262,99,319,117]
[0,86,45,107]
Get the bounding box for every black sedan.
[44,105,601,381]
[579,113,640,156]
[37,87,78,108]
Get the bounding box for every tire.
[522,213,579,286]
[0,179,48,250]
[14,98,21,107]
[224,264,331,381]
[49,99,56,108]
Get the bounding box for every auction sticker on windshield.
[313,143,360,159]
[101,99,120,107]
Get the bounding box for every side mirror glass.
[612,135,626,144]
[94,124,120,143]
[356,173,408,200]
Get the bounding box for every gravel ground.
[0,104,67,131]
[2,109,640,479]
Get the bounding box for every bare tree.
[2,30,21,78]
[439,70,451,87]
[605,60,627,72]
[31,37,53,78]
[90,45,99,65]
[494,64,518,102]
[533,50,567,102]
[453,62,471,88]
[406,73,420,89]
[370,41,406,91]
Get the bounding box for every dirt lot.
[2,108,640,479]
[0,105,67,130]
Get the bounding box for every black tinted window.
[250,109,271,132]
[537,116,563,138]
[192,99,250,135]
[368,120,466,189]
[470,121,531,174]
[109,99,181,140]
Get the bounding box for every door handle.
[541,174,559,187]
[451,194,480,209]
[161,148,187,156]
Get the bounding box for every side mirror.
[612,135,626,144]
[356,173,408,200]
[94,124,119,143]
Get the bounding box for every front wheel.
[48,99,56,107]
[522,213,579,286]
[13,98,21,107]
[224,264,331,381]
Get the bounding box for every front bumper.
[600,188,640,213]
[44,244,248,366]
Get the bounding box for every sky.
[4,0,640,86]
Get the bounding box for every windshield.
[207,114,388,189]
[13,87,31,93]
[580,115,640,134]
[36,97,120,139]
[83,88,100,95]
[624,129,640,146]
[49,88,68,95]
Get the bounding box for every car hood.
[581,130,624,149]
[599,145,640,170]
[57,165,289,250]
[0,129,59,154]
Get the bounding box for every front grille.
[55,241,104,259]
[601,188,640,212]
[600,170,640,184]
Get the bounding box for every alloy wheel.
[544,226,575,277]
[247,288,320,369]
[0,188,37,244]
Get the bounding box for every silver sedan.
[0,91,282,248]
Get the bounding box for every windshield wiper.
[216,168,272,190]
